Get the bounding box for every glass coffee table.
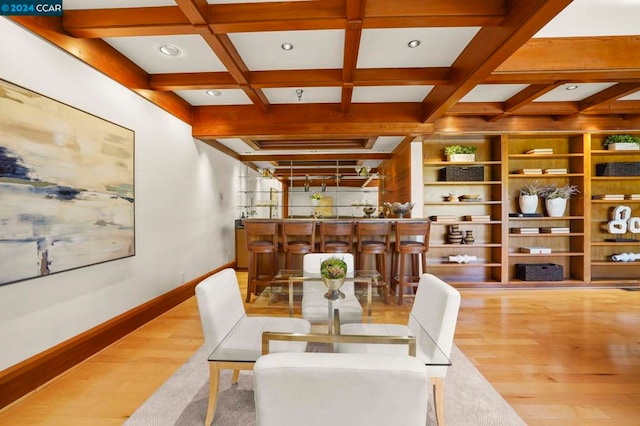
[204,272,451,425]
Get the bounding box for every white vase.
[545,198,567,217]
[311,199,319,206]
[519,195,539,214]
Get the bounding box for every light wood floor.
[1,272,639,425]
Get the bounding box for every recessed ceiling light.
[158,44,181,56]
[281,43,294,51]
[206,90,222,97]
[566,85,579,90]
[407,40,421,48]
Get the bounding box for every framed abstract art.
[0,79,135,286]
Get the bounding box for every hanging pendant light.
[304,175,310,192]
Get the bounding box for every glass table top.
[208,270,451,367]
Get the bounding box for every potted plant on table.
[540,184,580,217]
[320,256,347,300]
[310,192,323,206]
[602,134,640,151]
[444,145,478,162]
[518,181,544,214]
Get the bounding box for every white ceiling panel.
[352,86,434,103]
[104,35,226,74]
[358,27,480,68]
[176,89,252,106]
[460,84,530,102]
[263,87,342,104]
[620,91,640,101]
[535,0,640,37]
[534,83,617,102]
[229,30,345,71]
[216,138,255,154]
[371,136,404,153]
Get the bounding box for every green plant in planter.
[443,145,478,156]
[310,192,323,200]
[602,134,640,147]
[519,180,545,196]
[540,183,580,200]
[320,256,347,279]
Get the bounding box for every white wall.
[0,18,240,370]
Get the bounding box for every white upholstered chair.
[195,268,311,426]
[338,273,461,426]
[301,253,363,323]
[254,352,429,426]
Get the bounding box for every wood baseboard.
[0,261,236,410]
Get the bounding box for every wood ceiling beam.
[556,83,640,121]
[10,16,193,124]
[433,114,640,134]
[62,1,506,38]
[239,153,391,162]
[174,0,270,113]
[150,72,237,90]
[192,104,433,139]
[496,36,640,74]
[149,68,451,91]
[363,0,506,28]
[486,70,640,84]
[487,82,566,122]
[420,0,573,123]
[340,0,366,113]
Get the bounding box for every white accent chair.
[338,273,461,426]
[254,352,429,426]
[195,268,311,426]
[301,253,363,324]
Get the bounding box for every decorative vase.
[463,230,475,244]
[447,224,463,244]
[519,194,539,214]
[545,198,567,217]
[311,199,319,207]
[322,276,346,300]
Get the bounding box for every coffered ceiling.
[9,0,640,180]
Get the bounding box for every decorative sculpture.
[611,252,640,262]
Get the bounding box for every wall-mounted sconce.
[304,175,310,192]
[321,178,326,192]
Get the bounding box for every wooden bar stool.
[245,221,279,303]
[281,221,316,269]
[319,221,354,253]
[356,221,391,298]
[393,220,431,305]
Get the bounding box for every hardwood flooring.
[0,272,638,425]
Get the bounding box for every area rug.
[125,344,525,426]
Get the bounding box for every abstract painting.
[0,79,135,286]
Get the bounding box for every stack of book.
[429,215,456,222]
[540,227,570,234]
[592,194,625,201]
[510,227,540,234]
[526,148,553,155]
[463,215,491,222]
[519,247,552,254]
[514,168,543,175]
[625,194,640,200]
[543,168,567,174]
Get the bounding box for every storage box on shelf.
[423,135,504,286]
[589,134,640,284]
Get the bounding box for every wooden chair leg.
[231,369,240,384]
[433,376,446,426]
[205,363,221,426]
